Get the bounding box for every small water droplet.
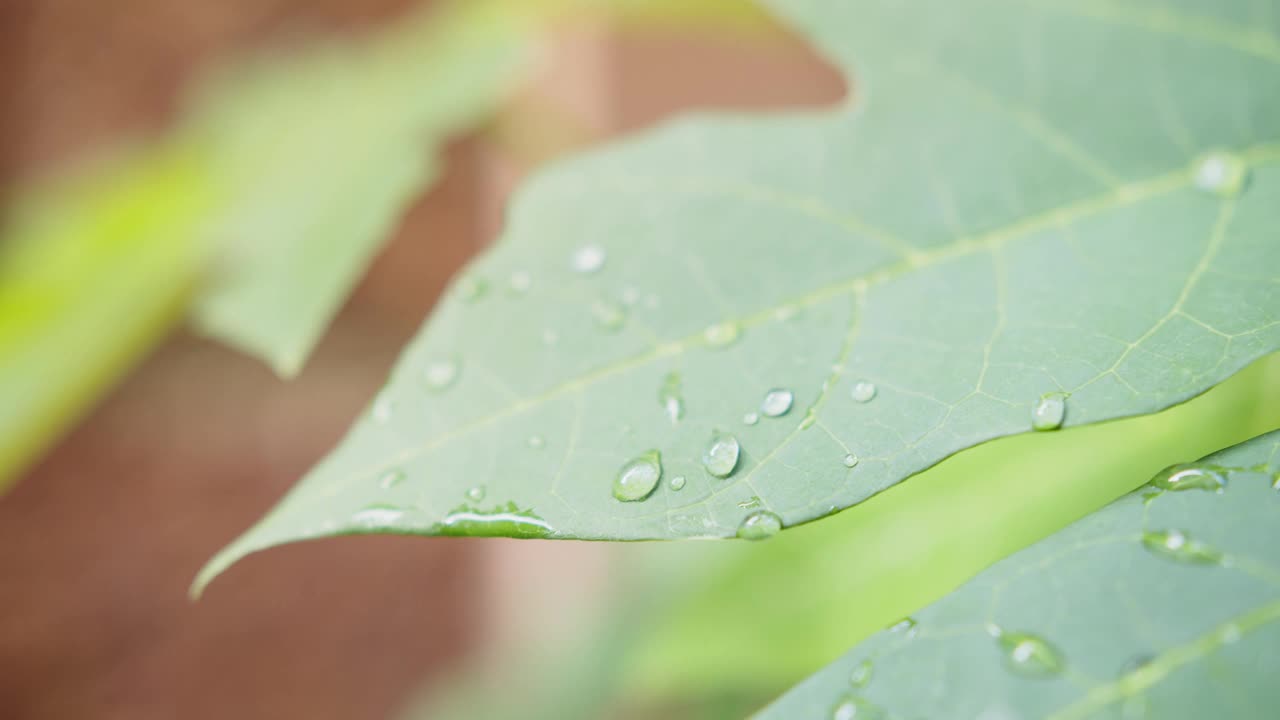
[702,432,741,478]
[848,659,873,688]
[737,510,782,540]
[377,468,406,489]
[843,453,860,468]
[761,389,794,417]
[508,270,532,294]
[591,299,627,331]
[888,617,918,636]
[527,435,545,449]
[456,275,487,302]
[466,486,486,502]
[703,322,741,348]
[1192,151,1249,197]
[351,505,406,528]
[850,381,877,403]
[1031,392,1067,431]
[571,244,606,274]
[774,304,799,321]
[1219,622,1242,644]
[424,358,460,392]
[614,450,663,502]
[542,329,559,346]
[1149,464,1226,493]
[620,287,640,306]
[669,475,686,491]
[1272,471,1280,490]
[991,628,1066,677]
[658,372,684,424]
[743,411,760,426]
[371,394,395,423]
[1141,529,1223,564]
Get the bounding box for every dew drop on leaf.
[377,468,406,489]
[848,659,873,688]
[843,453,859,468]
[527,434,546,450]
[1031,392,1067,431]
[613,450,663,502]
[1149,464,1226,493]
[829,694,885,720]
[989,626,1066,677]
[351,504,406,528]
[1141,529,1223,564]
[737,509,782,540]
[591,299,627,331]
[508,270,532,294]
[456,275,487,303]
[703,321,741,348]
[466,486,486,502]
[423,358,460,392]
[658,372,685,424]
[702,432,741,478]
[850,381,877,403]
[1192,150,1249,197]
[743,411,760,426]
[370,394,394,423]
[620,287,640,306]
[888,617,918,636]
[570,244,606,274]
[761,388,794,417]
[669,475,686,491]
[541,329,559,346]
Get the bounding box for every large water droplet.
[850,381,877,403]
[848,659,873,688]
[737,510,782,540]
[571,244,606,274]
[351,505,406,528]
[669,475,686,491]
[508,270,532,294]
[704,322,741,348]
[658,372,684,424]
[990,627,1066,677]
[377,468,406,489]
[1192,151,1249,197]
[466,486,486,502]
[1141,529,1223,564]
[456,275,487,302]
[702,432,741,478]
[1149,464,1226,493]
[592,299,627,331]
[440,501,553,538]
[843,453,859,468]
[1031,392,1067,431]
[613,450,663,502]
[761,389,794,417]
[743,411,760,426]
[424,358,460,392]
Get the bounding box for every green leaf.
[197,0,1280,590]
[757,428,1280,720]
[186,0,534,377]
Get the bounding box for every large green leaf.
[757,429,1280,720]
[197,0,1280,591]
[187,0,534,377]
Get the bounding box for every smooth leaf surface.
[198,0,1280,589]
[758,429,1280,720]
[187,0,533,377]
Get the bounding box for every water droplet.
[377,468,406,489]
[466,486,486,502]
[351,505,405,528]
[669,475,686,491]
[620,287,640,306]
[440,501,552,538]
[1149,464,1226,493]
[702,432,741,478]
[571,244,606,274]
[850,381,877,403]
[591,299,627,331]
[658,372,684,424]
[888,617,918,636]
[508,270,532,293]
[848,659,873,688]
[1218,622,1242,644]
[1272,471,1280,490]
[424,358,460,392]
[527,435,546,449]
[703,322,741,348]
[737,510,782,540]
[990,628,1066,677]
[843,453,859,468]
[542,329,559,346]
[743,411,760,426]
[1141,529,1223,564]
[761,389,794,417]
[456,275,487,302]
[613,450,663,502]
[829,694,884,720]
[774,304,799,321]
[1192,151,1249,197]
[371,394,394,423]
[1031,392,1067,431]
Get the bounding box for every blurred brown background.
[0,2,841,718]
